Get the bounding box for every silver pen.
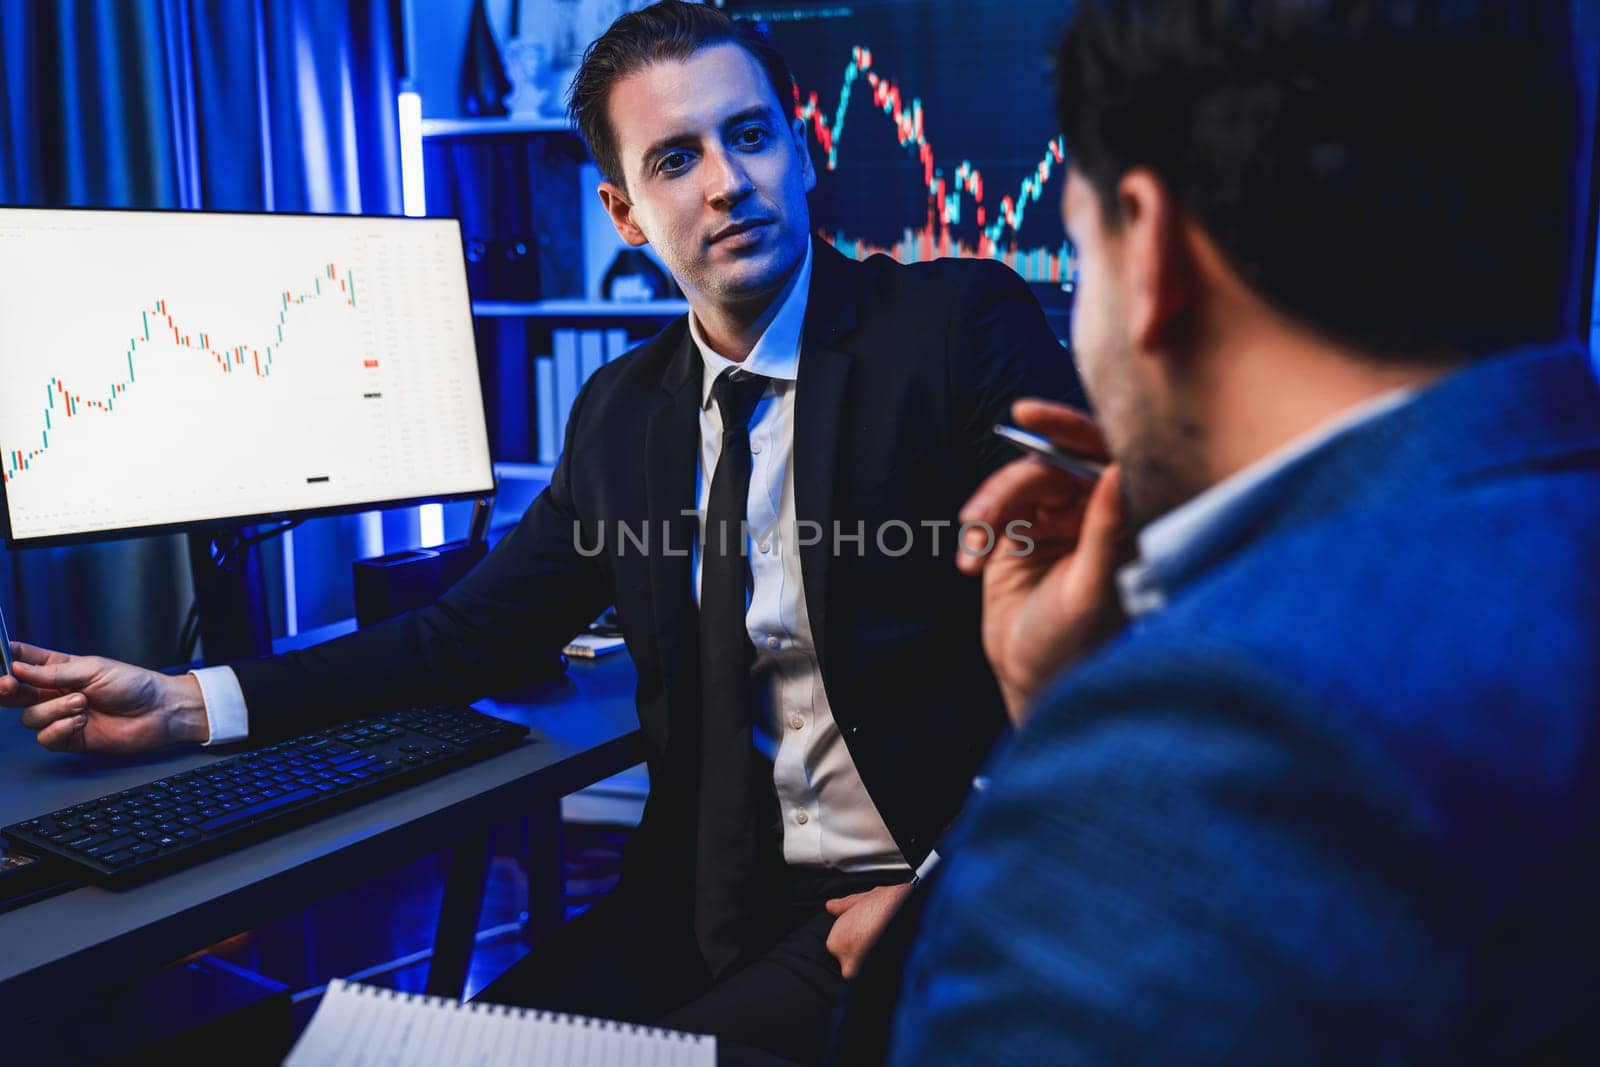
[0,602,13,676]
[992,424,1107,481]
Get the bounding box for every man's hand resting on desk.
[0,642,209,753]
[960,398,1132,723]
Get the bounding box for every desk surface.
[0,654,642,1023]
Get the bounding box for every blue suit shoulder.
[1133,459,1600,819]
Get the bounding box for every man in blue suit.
[878,0,1600,1061]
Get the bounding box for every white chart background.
[0,210,493,542]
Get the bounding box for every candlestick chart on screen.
[3,265,358,485]
[0,211,488,543]
[727,0,1079,302]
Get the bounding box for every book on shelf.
[552,328,580,453]
[605,327,631,363]
[534,355,558,463]
[579,328,604,384]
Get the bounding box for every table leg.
[426,827,491,999]
[524,794,565,944]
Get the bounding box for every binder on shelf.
[552,328,580,453]
[535,355,558,463]
[605,327,630,363]
[579,329,604,385]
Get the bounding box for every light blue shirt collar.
[1116,387,1419,618]
[689,240,812,407]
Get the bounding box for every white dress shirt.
[195,242,923,876]
[686,243,909,873]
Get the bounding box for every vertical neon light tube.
[398,91,426,217]
[419,503,445,547]
[398,86,431,545]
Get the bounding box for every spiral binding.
[329,979,713,1045]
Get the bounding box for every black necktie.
[694,367,776,977]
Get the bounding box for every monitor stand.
[186,528,273,666]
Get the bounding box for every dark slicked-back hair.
[1055,0,1580,360]
[569,0,796,190]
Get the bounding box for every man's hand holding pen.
[967,398,1134,723]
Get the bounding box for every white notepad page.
[286,979,716,1066]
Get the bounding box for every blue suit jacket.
[888,346,1600,1063]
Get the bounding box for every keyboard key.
[196,787,317,833]
[83,836,136,856]
[65,833,109,851]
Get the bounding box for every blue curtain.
[0,0,404,666]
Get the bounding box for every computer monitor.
[0,207,495,548]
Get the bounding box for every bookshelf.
[422,117,687,466]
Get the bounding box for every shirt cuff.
[190,666,249,746]
[913,848,941,884]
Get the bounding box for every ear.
[1115,169,1193,354]
[792,115,817,194]
[597,181,650,248]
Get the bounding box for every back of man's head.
[1056,0,1581,362]
[569,0,796,191]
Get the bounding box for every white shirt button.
[758,541,771,554]
[751,440,763,455]
[766,636,781,650]
[794,810,809,825]
[789,715,805,730]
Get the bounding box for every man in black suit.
[1,3,1073,1061]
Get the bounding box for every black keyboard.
[2,705,529,886]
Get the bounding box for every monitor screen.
[0,208,494,547]
[725,0,1078,307]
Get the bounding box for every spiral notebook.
[286,979,716,1066]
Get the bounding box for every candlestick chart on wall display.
[728,0,1080,297]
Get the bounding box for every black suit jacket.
[231,240,1077,907]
